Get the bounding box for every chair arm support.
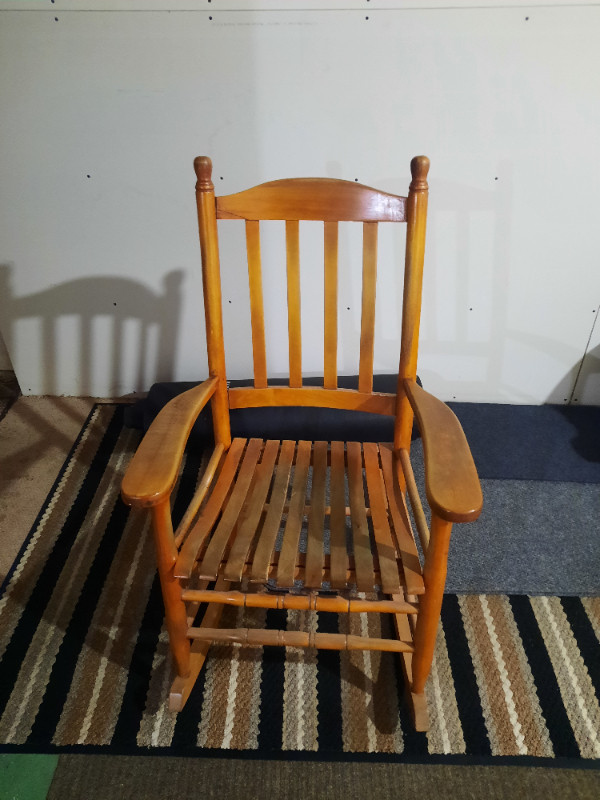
[404,378,483,523]
[121,376,219,508]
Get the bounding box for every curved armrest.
[121,376,219,508]
[404,378,482,523]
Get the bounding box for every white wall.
[0,1,598,402]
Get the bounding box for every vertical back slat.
[246,220,268,388]
[358,222,378,394]
[286,220,302,387]
[323,221,339,389]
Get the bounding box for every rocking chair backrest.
[194,155,430,452]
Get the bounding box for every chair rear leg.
[407,515,453,728]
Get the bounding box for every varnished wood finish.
[181,589,417,615]
[216,177,407,222]
[174,443,224,547]
[362,442,401,594]
[246,220,268,388]
[323,221,339,389]
[222,439,279,582]
[405,378,483,522]
[198,438,263,579]
[358,222,378,394]
[174,438,421,595]
[328,440,348,589]
[229,386,395,415]
[378,443,425,595]
[121,156,484,731]
[169,575,228,711]
[188,626,413,653]
[411,514,453,695]
[194,157,231,447]
[121,376,218,508]
[395,156,430,452]
[276,440,312,587]
[398,447,431,553]
[286,220,302,387]
[304,440,328,587]
[249,439,295,583]
[346,441,375,592]
[175,438,246,579]
[151,500,190,678]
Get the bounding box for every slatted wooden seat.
[121,155,483,731]
[174,438,425,595]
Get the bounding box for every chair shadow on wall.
[0,263,184,485]
[554,343,600,464]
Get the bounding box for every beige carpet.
[0,394,95,582]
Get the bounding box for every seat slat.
[363,443,402,594]
[175,438,247,579]
[323,221,339,389]
[304,441,328,587]
[198,438,264,579]
[358,222,378,394]
[246,220,268,389]
[328,440,348,589]
[346,441,375,591]
[249,440,296,583]
[223,439,280,582]
[379,443,425,595]
[286,220,302,388]
[276,440,312,587]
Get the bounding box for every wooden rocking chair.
[121,155,482,731]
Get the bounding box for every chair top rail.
[216,177,407,222]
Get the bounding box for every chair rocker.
[121,155,483,731]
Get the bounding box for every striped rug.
[0,403,599,763]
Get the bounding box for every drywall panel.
[0,6,599,401]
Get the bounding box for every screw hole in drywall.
[228,300,232,304]
[347,307,351,311]
[54,17,58,21]
[354,178,358,182]
[525,16,529,21]
[113,302,117,307]
[209,16,212,20]
[220,176,224,180]
[495,177,498,181]
[469,307,473,311]
[365,17,369,20]
[87,174,91,178]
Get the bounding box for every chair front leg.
[151,500,191,679]
[410,514,452,695]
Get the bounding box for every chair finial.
[194,156,214,191]
[410,156,430,192]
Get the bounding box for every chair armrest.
[404,378,483,523]
[121,376,219,508]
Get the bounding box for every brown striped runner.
[0,404,598,761]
